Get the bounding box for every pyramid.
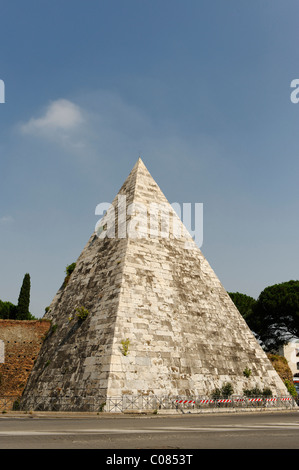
[21,158,288,410]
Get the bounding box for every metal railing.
[0,394,296,413]
[171,395,297,411]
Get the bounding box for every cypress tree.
[16,273,31,320]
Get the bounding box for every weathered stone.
[21,158,288,410]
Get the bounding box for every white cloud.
[0,216,14,226]
[16,90,219,168]
[21,99,84,134]
[18,99,88,155]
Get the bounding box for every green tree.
[228,292,256,323]
[0,300,17,319]
[16,273,31,320]
[252,280,299,350]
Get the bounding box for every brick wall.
[0,320,50,401]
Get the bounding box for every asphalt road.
[0,410,298,450]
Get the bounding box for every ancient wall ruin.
[0,320,50,402]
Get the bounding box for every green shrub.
[243,386,262,397]
[284,380,298,398]
[243,367,252,378]
[262,387,273,397]
[75,306,89,322]
[63,263,77,288]
[65,262,76,276]
[211,387,222,399]
[243,386,273,397]
[98,402,106,412]
[211,382,234,399]
[121,338,130,356]
[12,400,20,410]
[221,382,234,397]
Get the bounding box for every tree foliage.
[252,280,299,349]
[267,354,294,383]
[16,273,31,320]
[0,300,17,319]
[228,292,256,322]
[0,273,35,320]
[229,281,299,350]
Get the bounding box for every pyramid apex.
[128,156,151,180]
[135,156,146,168]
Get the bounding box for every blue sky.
[0,0,299,317]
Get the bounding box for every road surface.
[0,410,298,450]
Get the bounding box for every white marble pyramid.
[21,159,288,410]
